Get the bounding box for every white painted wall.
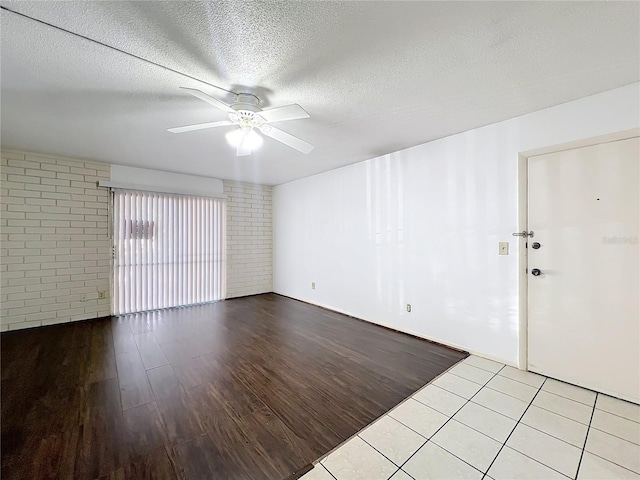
[273,83,640,365]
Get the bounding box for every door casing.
[516,128,640,373]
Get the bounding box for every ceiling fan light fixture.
[169,88,314,154]
[225,127,263,151]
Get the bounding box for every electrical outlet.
[311,282,315,290]
[98,291,107,299]
[406,304,411,313]
[498,242,509,255]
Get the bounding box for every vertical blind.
[112,189,225,315]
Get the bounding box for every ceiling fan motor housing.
[230,94,263,128]
[233,93,260,111]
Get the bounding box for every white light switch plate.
[498,242,509,255]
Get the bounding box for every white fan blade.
[236,144,252,156]
[180,87,235,113]
[168,120,234,133]
[260,125,314,154]
[257,104,310,123]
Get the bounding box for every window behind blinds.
[112,190,225,315]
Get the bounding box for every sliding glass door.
[112,190,225,315]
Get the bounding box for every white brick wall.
[224,181,273,298]
[0,152,274,330]
[1,150,111,331]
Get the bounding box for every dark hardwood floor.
[1,293,467,480]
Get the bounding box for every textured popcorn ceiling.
[1,1,639,185]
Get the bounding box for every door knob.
[531,268,542,276]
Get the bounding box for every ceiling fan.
[168,87,314,156]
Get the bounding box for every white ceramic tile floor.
[388,398,449,439]
[301,355,640,480]
[542,378,597,406]
[413,384,467,417]
[359,415,426,465]
[471,385,529,420]
[403,441,483,480]
[520,405,588,448]
[506,423,582,477]
[532,390,593,425]
[590,409,640,445]
[485,375,538,403]
[431,419,502,472]
[448,363,495,385]
[320,436,397,480]
[596,394,640,423]
[432,372,483,399]
[497,366,545,388]
[453,401,517,443]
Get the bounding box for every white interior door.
[527,136,640,404]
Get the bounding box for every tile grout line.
[390,392,595,480]
[541,377,602,403]
[320,406,428,479]
[536,387,597,407]
[572,397,640,476]
[579,422,640,447]
[596,408,640,424]
[592,406,640,425]
[516,415,589,451]
[358,427,428,473]
[524,403,590,426]
[318,358,470,480]
[452,367,543,390]
[477,379,598,479]
[481,376,550,479]
[470,385,596,432]
[316,357,637,479]
[487,446,573,480]
[585,451,640,476]
[392,362,508,477]
[476,384,538,402]
[318,356,636,479]
[448,369,558,409]
[389,411,482,475]
[319,462,338,480]
[573,392,598,479]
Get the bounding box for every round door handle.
[531,268,542,276]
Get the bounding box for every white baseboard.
[274,292,517,368]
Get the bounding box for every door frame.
[516,127,640,371]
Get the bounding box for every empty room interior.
[1,2,639,479]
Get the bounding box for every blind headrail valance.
[98,165,225,199]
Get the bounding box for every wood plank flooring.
[1,293,467,479]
